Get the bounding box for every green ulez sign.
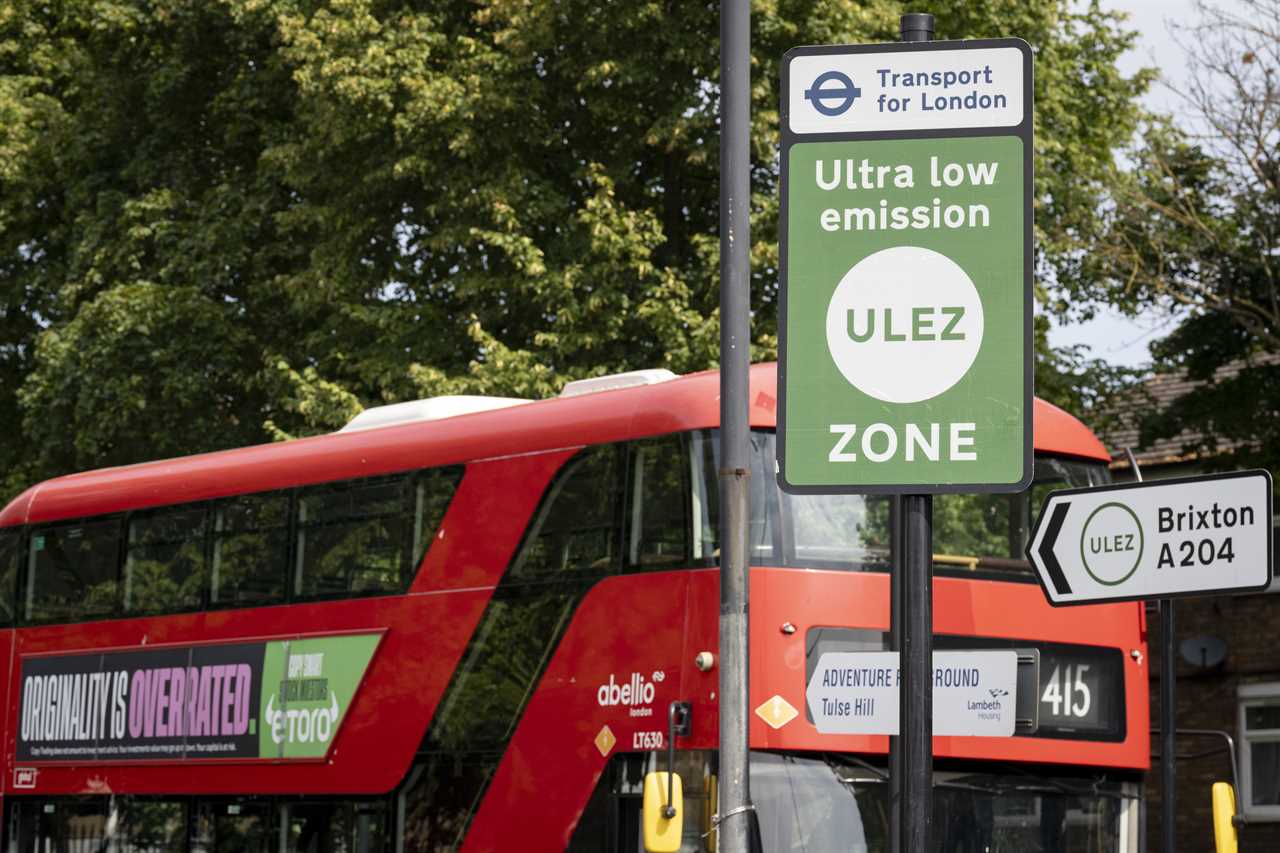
[778,40,1032,493]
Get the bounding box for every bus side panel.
[461,571,704,852]
[3,451,570,798]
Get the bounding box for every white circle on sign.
[825,246,984,403]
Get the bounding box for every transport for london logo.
[805,70,862,116]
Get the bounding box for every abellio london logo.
[597,671,664,717]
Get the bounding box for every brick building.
[1103,363,1280,850]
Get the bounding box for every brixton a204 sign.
[777,40,1033,493]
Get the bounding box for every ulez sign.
[1027,471,1274,605]
[778,40,1033,493]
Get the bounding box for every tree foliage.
[0,0,1148,494]
[1068,0,1280,469]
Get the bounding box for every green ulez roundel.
[782,135,1026,489]
[258,633,380,759]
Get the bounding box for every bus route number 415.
[1041,664,1091,720]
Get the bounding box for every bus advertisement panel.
[16,633,380,762]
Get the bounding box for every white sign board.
[1027,470,1274,606]
[787,46,1026,135]
[806,650,1018,736]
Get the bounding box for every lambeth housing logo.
[805,70,861,116]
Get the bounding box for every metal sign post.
[718,1,753,851]
[777,13,1034,852]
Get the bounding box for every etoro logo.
[597,672,663,718]
[263,692,340,746]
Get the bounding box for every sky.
[1044,0,1208,368]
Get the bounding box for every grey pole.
[1125,449,1175,853]
[896,13,935,853]
[718,0,753,851]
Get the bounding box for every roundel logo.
[804,70,862,116]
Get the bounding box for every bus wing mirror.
[1212,781,1238,853]
[642,771,683,852]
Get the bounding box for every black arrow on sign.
[1038,502,1073,595]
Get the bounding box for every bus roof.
[0,362,1108,526]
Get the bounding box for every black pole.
[896,17,935,853]
[888,496,903,853]
[1162,598,1176,853]
[718,0,752,850]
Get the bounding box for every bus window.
[400,755,501,853]
[691,430,891,572]
[627,437,688,569]
[294,467,462,600]
[509,445,622,580]
[26,517,122,622]
[692,429,1108,578]
[210,493,289,607]
[296,476,413,599]
[932,456,1111,580]
[748,752,1129,853]
[9,797,186,852]
[406,446,625,851]
[0,527,19,625]
[124,505,209,615]
[281,800,390,853]
[195,800,275,853]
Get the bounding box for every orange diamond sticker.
[594,724,617,757]
[755,694,799,729]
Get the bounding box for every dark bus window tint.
[211,493,289,606]
[124,506,208,615]
[195,801,275,853]
[428,591,580,751]
[401,755,500,853]
[933,456,1111,579]
[626,437,689,569]
[691,430,890,571]
[26,519,121,623]
[115,799,186,850]
[296,477,411,599]
[282,800,389,853]
[0,528,20,626]
[411,447,623,846]
[412,466,465,567]
[510,446,621,579]
[294,467,462,600]
[9,798,185,852]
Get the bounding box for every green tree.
[1069,0,1280,470]
[1,0,1149,494]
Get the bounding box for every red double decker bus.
[0,363,1146,851]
